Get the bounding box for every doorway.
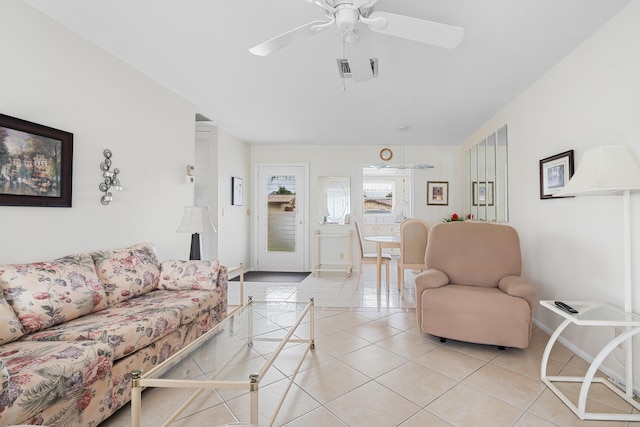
[255,164,309,272]
[361,166,412,253]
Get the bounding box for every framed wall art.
[232,176,243,206]
[0,113,73,207]
[426,181,449,205]
[539,150,574,199]
[472,181,494,206]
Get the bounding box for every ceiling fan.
[249,0,464,57]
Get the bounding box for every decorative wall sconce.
[99,149,123,205]
[185,164,195,184]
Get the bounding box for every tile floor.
[101,265,640,427]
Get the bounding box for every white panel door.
[256,164,308,271]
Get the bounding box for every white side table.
[540,300,640,421]
[312,230,353,276]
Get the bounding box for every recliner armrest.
[415,268,449,292]
[414,269,449,319]
[498,275,538,311]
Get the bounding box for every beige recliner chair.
[415,221,537,349]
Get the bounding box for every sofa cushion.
[109,328,186,413]
[159,260,220,291]
[130,288,224,325]
[22,298,181,360]
[0,340,113,426]
[92,242,160,306]
[30,368,113,427]
[0,295,24,344]
[0,253,108,334]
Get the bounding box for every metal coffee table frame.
[540,300,640,421]
[131,297,315,427]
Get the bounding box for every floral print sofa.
[0,242,228,427]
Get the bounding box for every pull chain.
[342,34,346,91]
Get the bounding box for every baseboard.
[227,265,253,280]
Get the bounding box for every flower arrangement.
[443,213,463,222]
[442,213,474,222]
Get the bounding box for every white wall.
[195,122,219,261]
[217,129,251,269]
[464,0,640,391]
[251,144,461,267]
[0,1,196,263]
[194,124,251,270]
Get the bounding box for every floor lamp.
[555,145,640,398]
[176,206,217,260]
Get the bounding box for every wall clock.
[379,148,393,161]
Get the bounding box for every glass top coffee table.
[131,297,315,427]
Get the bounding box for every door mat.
[230,271,311,283]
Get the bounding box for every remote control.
[554,301,578,314]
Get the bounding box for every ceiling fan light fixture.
[369,125,435,170]
[335,6,359,32]
[368,162,434,170]
[343,30,360,44]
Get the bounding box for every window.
[362,167,412,221]
[363,181,394,214]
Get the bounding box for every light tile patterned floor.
[101,264,640,427]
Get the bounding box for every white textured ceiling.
[25,0,632,146]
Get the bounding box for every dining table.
[363,235,401,292]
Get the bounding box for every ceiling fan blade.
[353,0,378,9]
[304,0,335,13]
[368,11,464,49]
[249,20,329,56]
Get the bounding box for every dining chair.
[397,218,429,294]
[353,219,391,288]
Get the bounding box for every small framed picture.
[472,181,494,206]
[231,176,243,206]
[427,181,448,205]
[539,150,574,199]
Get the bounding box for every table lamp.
[176,206,217,260]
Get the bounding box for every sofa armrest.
[498,275,538,310]
[217,265,228,291]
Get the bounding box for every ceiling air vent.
[336,58,378,78]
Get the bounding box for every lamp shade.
[554,145,640,197]
[176,206,217,233]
